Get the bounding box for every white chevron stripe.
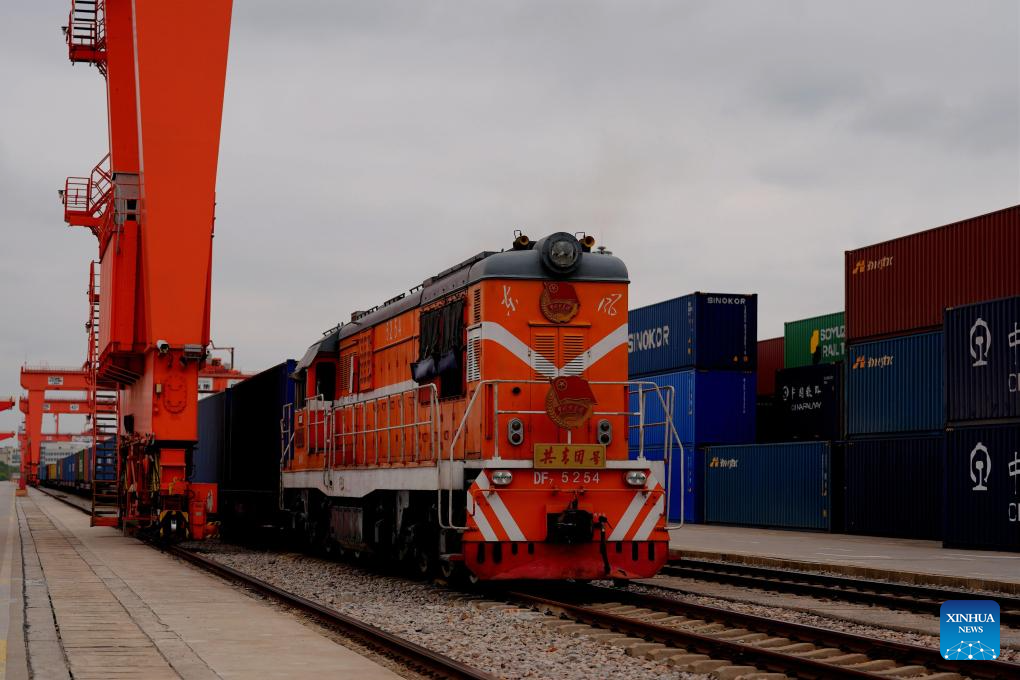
[608,491,648,541]
[478,322,542,375]
[479,321,628,378]
[467,487,499,541]
[632,494,664,541]
[473,472,526,542]
[560,323,628,376]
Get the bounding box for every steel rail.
[505,589,880,680]
[558,583,1020,680]
[664,558,1020,628]
[34,487,494,680]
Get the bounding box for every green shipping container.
[784,312,845,367]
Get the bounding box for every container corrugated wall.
[845,205,1020,343]
[757,337,784,396]
[194,391,227,484]
[220,360,297,536]
[784,312,845,367]
[628,293,757,376]
[945,296,1020,425]
[704,442,833,531]
[843,435,943,540]
[629,370,756,448]
[846,332,944,436]
[944,424,1020,552]
[630,445,704,523]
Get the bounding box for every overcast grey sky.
[1,0,1018,437]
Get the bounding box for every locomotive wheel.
[438,558,455,580]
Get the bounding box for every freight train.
[202,232,679,581]
[39,438,117,493]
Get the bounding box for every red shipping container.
[756,337,784,396]
[845,205,1020,342]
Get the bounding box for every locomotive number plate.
[533,444,607,469]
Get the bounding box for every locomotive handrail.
[329,384,438,467]
[278,402,294,510]
[440,379,685,532]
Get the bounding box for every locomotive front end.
[448,233,671,580]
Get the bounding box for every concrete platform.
[3,483,402,679]
[669,524,1020,593]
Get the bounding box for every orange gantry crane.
[18,367,91,492]
[0,396,13,444]
[60,0,233,537]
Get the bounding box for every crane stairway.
[87,262,120,527]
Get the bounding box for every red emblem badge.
[545,376,596,429]
[539,281,580,323]
[163,374,188,414]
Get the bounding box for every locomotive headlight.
[491,470,513,486]
[540,232,583,274]
[625,470,648,487]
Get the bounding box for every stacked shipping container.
[706,313,846,531]
[628,293,757,523]
[943,296,1020,551]
[704,442,838,531]
[785,312,846,368]
[843,205,1020,543]
[755,337,784,444]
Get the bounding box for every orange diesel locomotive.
[281,232,674,580]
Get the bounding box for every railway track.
[37,488,1020,678]
[663,558,1020,628]
[35,487,494,680]
[503,583,1020,680]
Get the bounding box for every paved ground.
[4,485,403,679]
[669,524,1020,592]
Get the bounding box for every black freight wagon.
[198,360,296,540]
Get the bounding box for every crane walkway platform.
[1,482,401,679]
[669,523,1020,593]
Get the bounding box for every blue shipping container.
[61,453,75,484]
[94,438,117,482]
[944,424,1020,552]
[628,293,757,377]
[630,445,703,524]
[945,296,1020,425]
[704,442,834,531]
[843,434,943,540]
[629,370,756,448]
[846,332,944,436]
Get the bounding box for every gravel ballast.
[196,546,703,680]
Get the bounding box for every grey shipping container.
[628,293,757,376]
[846,332,944,436]
[704,442,837,531]
[944,424,1020,552]
[843,435,943,540]
[945,296,1020,425]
